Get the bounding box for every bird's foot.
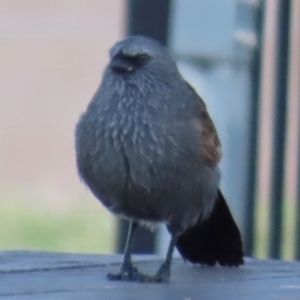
[107,262,170,283]
[137,262,171,283]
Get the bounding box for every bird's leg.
[107,222,177,283]
[107,220,140,281]
[156,234,177,279]
[151,234,177,282]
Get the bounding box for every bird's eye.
[137,54,150,65]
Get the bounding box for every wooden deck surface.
[0,251,300,299]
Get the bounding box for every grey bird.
[75,36,244,283]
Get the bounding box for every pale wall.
[0,0,125,204]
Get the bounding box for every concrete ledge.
[0,251,300,299]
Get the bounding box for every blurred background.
[0,0,299,261]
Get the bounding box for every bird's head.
[107,36,179,78]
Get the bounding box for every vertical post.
[293,0,300,262]
[269,0,291,259]
[116,0,171,254]
[296,120,300,260]
[127,0,171,44]
[244,1,265,256]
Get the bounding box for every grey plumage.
[76,36,219,233]
[75,36,243,282]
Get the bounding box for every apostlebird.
[75,36,244,283]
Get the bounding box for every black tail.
[175,190,244,267]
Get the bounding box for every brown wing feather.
[187,82,222,166]
[199,107,222,166]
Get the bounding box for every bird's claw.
[153,263,171,282]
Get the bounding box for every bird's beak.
[110,57,134,73]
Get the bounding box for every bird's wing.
[187,82,222,167]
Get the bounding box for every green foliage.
[0,194,114,254]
